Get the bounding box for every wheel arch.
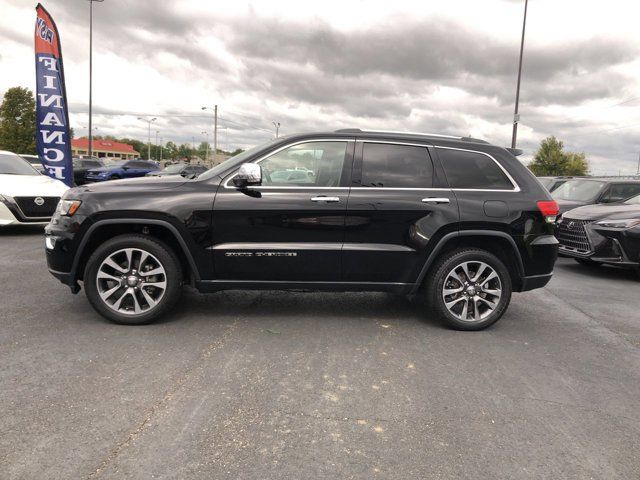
[412,230,525,293]
[72,219,200,285]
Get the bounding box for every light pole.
[159,137,163,163]
[201,105,217,163]
[201,131,209,165]
[86,0,104,160]
[511,0,528,149]
[155,130,159,160]
[272,121,280,138]
[137,116,156,159]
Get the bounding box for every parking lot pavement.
[1,227,639,479]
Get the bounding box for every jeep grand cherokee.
[45,129,559,330]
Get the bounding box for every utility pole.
[511,0,528,149]
[272,121,280,138]
[159,137,163,163]
[636,152,640,176]
[155,130,159,160]
[202,105,218,164]
[86,0,104,159]
[137,116,156,159]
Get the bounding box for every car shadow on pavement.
[154,288,441,328]
[0,225,45,236]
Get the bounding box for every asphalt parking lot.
[1,226,639,479]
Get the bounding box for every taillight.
[537,200,559,223]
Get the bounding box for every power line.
[68,109,274,134]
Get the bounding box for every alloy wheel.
[96,248,167,315]
[441,261,502,322]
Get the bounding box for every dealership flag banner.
[34,3,73,186]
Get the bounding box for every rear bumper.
[520,272,553,291]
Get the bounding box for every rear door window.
[438,148,513,190]
[360,143,433,188]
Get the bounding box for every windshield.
[162,164,186,173]
[537,178,554,189]
[552,179,606,202]
[624,193,640,205]
[0,153,40,175]
[198,138,282,181]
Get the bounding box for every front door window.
[259,141,348,187]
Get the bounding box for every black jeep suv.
[45,129,559,330]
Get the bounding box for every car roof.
[274,129,502,154]
[0,150,20,156]
[570,177,640,184]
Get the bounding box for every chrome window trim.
[355,139,432,148]
[435,146,520,192]
[223,138,351,189]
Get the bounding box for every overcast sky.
[1,0,639,173]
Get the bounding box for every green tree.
[563,152,589,176]
[177,143,193,160]
[164,141,178,160]
[197,141,210,161]
[528,136,589,176]
[0,87,36,154]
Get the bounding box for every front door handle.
[311,196,340,203]
[422,197,450,204]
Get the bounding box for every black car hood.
[77,175,190,192]
[556,199,587,214]
[562,202,640,221]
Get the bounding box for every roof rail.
[334,128,462,139]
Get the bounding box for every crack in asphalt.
[85,319,239,479]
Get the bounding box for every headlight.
[595,218,640,229]
[56,199,82,216]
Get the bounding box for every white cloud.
[0,0,639,174]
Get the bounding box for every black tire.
[109,174,121,180]
[426,248,512,331]
[574,258,601,267]
[84,234,183,325]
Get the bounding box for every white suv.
[0,150,68,226]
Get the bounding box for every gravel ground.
[1,226,639,479]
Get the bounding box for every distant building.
[71,138,140,159]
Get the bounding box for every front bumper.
[0,196,53,225]
[557,219,640,267]
[45,213,90,293]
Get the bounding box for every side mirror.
[233,163,261,188]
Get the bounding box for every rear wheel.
[84,234,183,325]
[427,248,512,330]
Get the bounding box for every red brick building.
[71,138,140,159]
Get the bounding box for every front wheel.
[84,234,183,325]
[427,248,512,330]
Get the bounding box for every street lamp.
[86,0,104,159]
[272,121,280,138]
[201,105,217,163]
[511,0,528,149]
[137,116,156,159]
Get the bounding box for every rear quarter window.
[438,148,514,190]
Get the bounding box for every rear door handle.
[311,196,340,203]
[422,197,450,204]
